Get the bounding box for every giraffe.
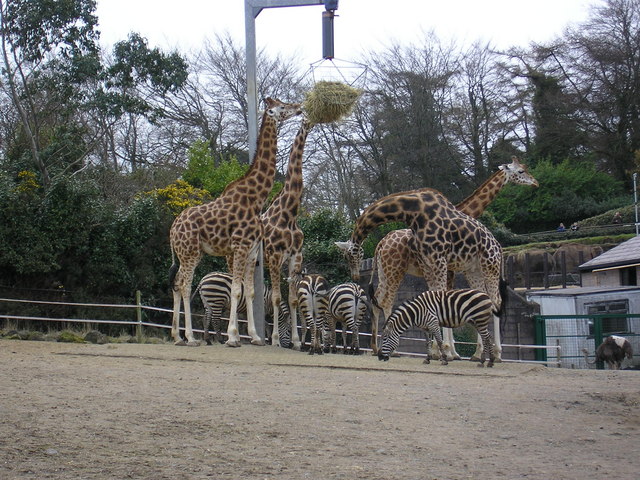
[168,97,302,347]
[260,116,313,349]
[335,188,503,358]
[370,156,538,359]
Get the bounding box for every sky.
[96,0,597,65]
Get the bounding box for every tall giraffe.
[370,157,538,359]
[261,116,312,349]
[169,97,302,347]
[335,188,503,357]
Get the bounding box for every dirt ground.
[1,339,639,480]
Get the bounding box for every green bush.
[489,159,629,233]
[298,208,353,285]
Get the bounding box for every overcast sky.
[96,0,596,64]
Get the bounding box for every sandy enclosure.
[1,339,639,480]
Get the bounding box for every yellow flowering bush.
[142,179,211,216]
[14,170,40,194]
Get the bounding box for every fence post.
[543,252,549,289]
[507,255,515,287]
[136,290,143,343]
[593,315,604,370]
[534,315,547,362]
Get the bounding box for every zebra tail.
[190,279,202,303]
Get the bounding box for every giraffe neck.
[224,111,278,205]
[277,121,310,211]
[351,192,439,245]
[455,170,507,218]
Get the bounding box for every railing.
[535,314,640,369]
[0,295,564,366]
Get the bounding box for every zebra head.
[334,240,364,282]
[378,325,399,361]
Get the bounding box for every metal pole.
[136,290,142,342]
[634,172,638,236]
[244,0,327,343]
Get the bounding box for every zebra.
[378,289,495,367]
[294,273,330,355]
[323,282,368,355]
[193,272,291,347]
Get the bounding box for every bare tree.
[528,0,640,179]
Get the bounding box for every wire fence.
[535,314,640,369]
[0,295,561,366]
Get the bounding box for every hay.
[303,81,362,124]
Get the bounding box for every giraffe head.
[500,156,539,187]
[335,240,364,282]
[264,97,302,123]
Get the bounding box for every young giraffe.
[261,116,313,349]
[169,97,302,347]
[335,188,503,358]
[370,156,538,360]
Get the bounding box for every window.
[586,300,629,336]
[620,267,638,286]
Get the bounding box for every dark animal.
[582,336,633,370]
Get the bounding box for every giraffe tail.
[495,278,509,336]
[368,254,382,310]
[168,247,179,292]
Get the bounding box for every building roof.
[579,235,640,271]
[527,285,640,298]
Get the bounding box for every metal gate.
[534,314,640,369]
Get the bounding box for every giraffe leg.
[171,286,185,345]
[226,251,249,347]
[181,283,200,346]
[288,255,303,350]
[244,244,264,345]
[171,265,200,346]
[442,327,460,361]
[370,245,406,355]
[226,280,242,347]
[422,257,459,360]
[268,258,284,347]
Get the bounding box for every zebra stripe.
[194,272,291,347]
[323,282,368,355]
[295,273,330,355]
[379,289,495,367]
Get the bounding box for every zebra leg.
[422,329,433,364]
[341,322,349,354]
[213,314,224,344]
[426,318,447,366]
[309,322,322,355]
[351,325,360,355]
[202,307,213,345]
[470,314,502,363]
[322,317,334,353]
[478,327,495,368]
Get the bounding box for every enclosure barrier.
[535,314,640,369]
[1,295,560,365]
